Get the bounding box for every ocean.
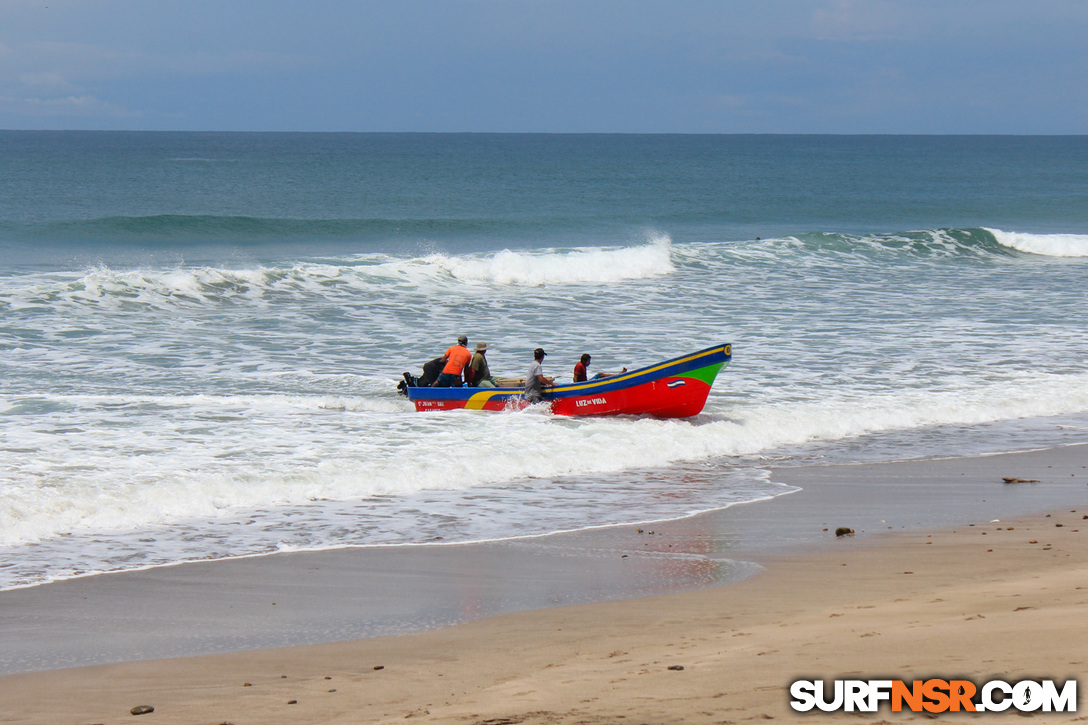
[2,131,1087,592]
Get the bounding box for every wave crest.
[7,214,503,242]
[0,239,676,314]
[680,228,1088,266]
[986,228,1088,257]
[428,236,675,286]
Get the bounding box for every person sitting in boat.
[397,355,444,395]
[418,356,444,387]
[433,335,473,387]
[524,347,554,403]
[465,341,499,387]
[573,353,626,382]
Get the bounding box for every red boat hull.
[406,344,731,418]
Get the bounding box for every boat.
[403,343,731,418]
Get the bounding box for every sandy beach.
[2,444,1087,724]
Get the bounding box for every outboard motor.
[396,357,444,396]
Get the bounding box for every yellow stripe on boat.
[464,390,506,409]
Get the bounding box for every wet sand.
[1,444,1086,723]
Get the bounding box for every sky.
[1,0,1087,134]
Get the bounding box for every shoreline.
[1,443,1087,722]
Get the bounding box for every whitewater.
[2,132,1087,592]
[2,228,1087,590]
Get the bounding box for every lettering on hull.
[415,400,459,410]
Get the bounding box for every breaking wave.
[986,228,1088,257]
[680,228,1088,266]
[0,238,677,313]
[429,236,675,285]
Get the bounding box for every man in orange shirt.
[433,335,473,387]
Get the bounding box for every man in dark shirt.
[466,342,498,387]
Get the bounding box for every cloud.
[0,39,305,86]
[0,93,142,119]
[19,71,73,90]
[159,49,309,77]
[0,36,306,127]
[810,0,900,41]
[2,0,1087,132]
